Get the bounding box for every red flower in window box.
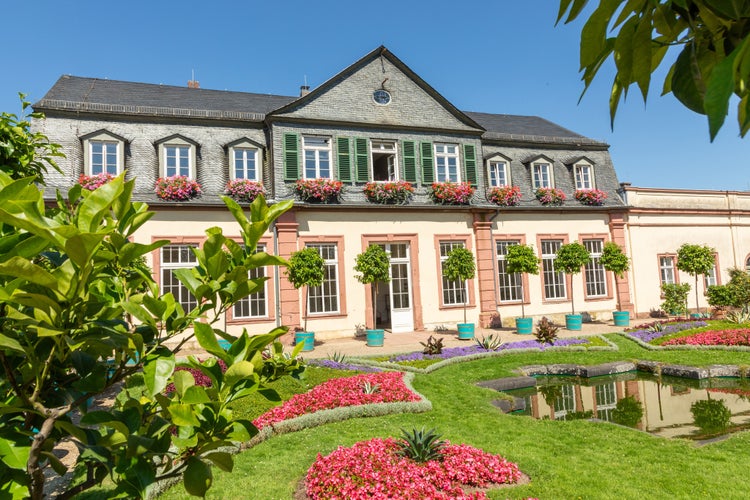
[487,185,522,206]
[224,179,265,203]
[363,181,415,204]
[429,182,475,205]
[78,173,114,191]
[575,189,608,206]
[155,175,202,201]
[294,178,343,202]
[534,187,566,206]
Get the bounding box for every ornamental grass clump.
[224,179,265,203]
[79,172,114,190]
[575,188,608,206]
[487,185,522,206]
[429,181,475,205]
[363,180,415,204]
[155,175,202,201]
[294,178,343,202]
[535,187,566,205]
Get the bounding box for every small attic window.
[573,161,594,190]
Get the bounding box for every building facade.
[31,46,750,339]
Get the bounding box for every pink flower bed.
[662,329,750,347]
[306,437,522,499]
[253,372,420,429]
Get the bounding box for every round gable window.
[372,89,391,105]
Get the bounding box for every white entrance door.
[386,243,413,333]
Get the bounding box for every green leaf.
[173,369,195,399]
[183,457,212,497]
[579,0,620,69]
[41,450,68,476]
[204,452,233,473]
[169,403,201,427]
[223,361,255,388]
[0,333,24,352]
[193,322,228,360]
[0,256,57,288]
[143,349,175,397]
[0,437,30,469]
[182,385,211,404]
[705,44,740,140]
[671,44,707,114]
[64,233,105,268]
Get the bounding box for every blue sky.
[3,0,747,190]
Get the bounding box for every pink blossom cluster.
[253,372,420,429]
[430,182,475,205]
[294,178,343,202]
[155,175,202,201]
[224,179,265,203]
[79,173,114,191]
[487,185,522,206]
[574,189,608,206]
[662,328,750,347]
[534,187,566,205]
[363,181,415,204]
[305,437,522,499]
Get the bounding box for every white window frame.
[233,244,267,319]
[703,254,719,289]
[439,241,468,306]
[574,162,594,190]
[435,143,460,183]
[307,243,339,314]
[370,139,399,182]
[532,161,553,189]
[496,240,523,302]
[583,239,607,297]
[230,145,260,181]
[160,244,198,312]
[158,136,197,178]
[541,239,566,299]
[302,136,332,179]
[82,131,125,176]
[489,159,510,187]
[659,255,676,285]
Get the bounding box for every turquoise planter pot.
[457,323,475,340]
[515,317,533,334]
[565,314,582,331]
[366,329,385,347]
[294,331,315,352]
[612,311,630,327]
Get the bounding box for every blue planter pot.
[612,310,630,327]
[366,329,385,347]
[294,331,315,352]
[515,317,533,334]
[565,314,582,331]
[457,323,475,340]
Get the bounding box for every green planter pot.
[612,311,630,327]
[366,329,385,347]
[294,331,315,352]
[565,314,582,331]
[515,317,533,334]
[457,323,475,340]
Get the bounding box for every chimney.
[299,85,310,96]
[188,80,200,89]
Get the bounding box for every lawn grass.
[158,333,750,499]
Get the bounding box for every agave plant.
[395,427,447,463]
[475,334,503,351]
[726,306,750,324]
[361,381,381,394]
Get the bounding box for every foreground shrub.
[306,437,522,499]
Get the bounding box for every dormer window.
[81,130,125,176]
[487,154,511,187]
[227,138,263,181]
[574,161,594,190]
[156,135,198,178]
[531,161,553,189]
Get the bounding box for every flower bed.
[363,181,415,204]
[662,329,750,347]
[535,187,566,205]
[294,178,343,202]
[625,320,708,343]
[308,358,382,372]
[225,179,265,203]
[429,182,475,205]
[253,371,419,429]
[389,338,589,363]
[487,185,522,206]
[574,189,607,206]
[79,173,114,190]
[306,437,521,499]
[155,175,202,201]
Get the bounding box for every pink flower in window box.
[224,179,265,203]
[534,187,566,206]
[575,188,608,206]
[155,175,202,201]
[429,182,475,205]
[488,185,522,206]
[363,181,415,204]
[294,178,343,202]
[78,173,114,191]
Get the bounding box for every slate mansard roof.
[35,76,606,147]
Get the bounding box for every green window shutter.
[420,142,434,184]
[337,137,352,182]
[282,133,299,181]
[463,144,477,187]
[402,141,417,183]
[355,137,369,182]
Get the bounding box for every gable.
[271,48,482,133]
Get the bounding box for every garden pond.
[493,372,750,441]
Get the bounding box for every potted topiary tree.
[442,247,477,339]
[285,247,325,351]
[599,241,631,326]
[676,243,716,317]
[354,244,391,347]
[554,242,591,330]
[504,244,540,334]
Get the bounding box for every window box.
[294,178,343,203]
[535,187,566,206]
[225,179,265,203]
[363,181,415,204]
[488,185,522,206]
[429,182,475,205]
[155,175,202,201]
[575,189,607,206]
[78,173,114,191]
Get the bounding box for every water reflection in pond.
[501,373,750,440]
